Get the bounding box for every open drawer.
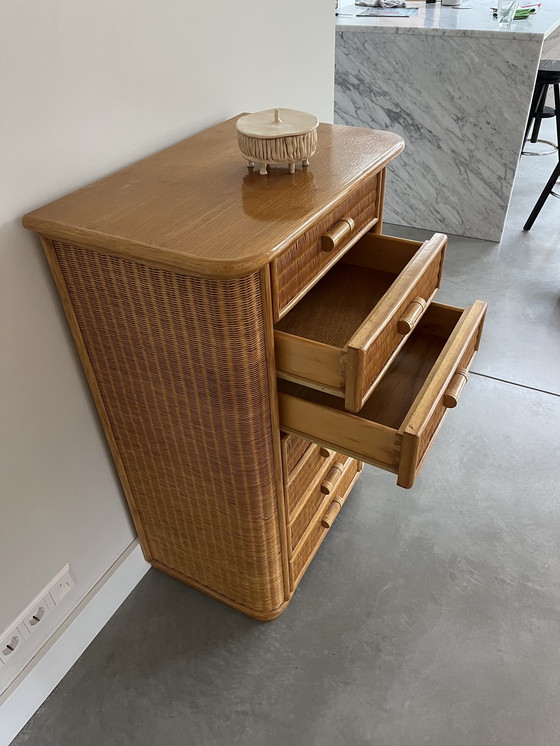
[274,232,446,412]
[278,301,487,488]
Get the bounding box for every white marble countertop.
[336,0,560,39]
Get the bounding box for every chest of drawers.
[23,117,486,620]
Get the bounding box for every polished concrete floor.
[13,129,560,746]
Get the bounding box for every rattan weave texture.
[283,433,311,475]
[290,455,350,551]
[273,177,379,316]
[286,445,331,516]
[358,249,444,405]
[51,240,284,614]
[290,457,359,579]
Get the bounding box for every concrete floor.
[12,127,560,746]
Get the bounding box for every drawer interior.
[275,235,423,349]
[279,303,464,431]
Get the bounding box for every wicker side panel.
[273,177,378,315]
[51,241,284,614]
[359,249,444,405]
[415,331,480,468]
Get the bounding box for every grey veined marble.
[335,29,542,240]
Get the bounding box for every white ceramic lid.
[236,108,318,139]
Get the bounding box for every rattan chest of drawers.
[23,117,486,620]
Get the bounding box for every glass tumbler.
[497,0,517,28]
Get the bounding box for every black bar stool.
[523,61,560,154]
[523,60,560,230]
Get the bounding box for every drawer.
[278,301,487,489]
[289,454,350,552]
[271,174,381,321]
[274,232,447,412]
[281,433,312,476]
[289,456,362,589]
[285,442,334,516]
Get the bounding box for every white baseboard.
[0,539,150,746]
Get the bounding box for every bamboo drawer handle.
[443,368,469,408]
[320,461,345,495]
[397,296,427,335]
[319,447,333,458]
[321,217,355,252]
[321,497,344,529]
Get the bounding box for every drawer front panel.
[347,236,446,411]
[408,307,486,479]
[272,176,379,320]
[290,455,353,551]
[290,458,361,587]
[398,301,487,487]
[286,443,333,516]
[282,433,311,475]
[291,520,324,586]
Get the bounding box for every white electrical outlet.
[49,567,74,605]
[0,563,76,694]
[0,626,29,665]
[22,596,53,636]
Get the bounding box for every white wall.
[0,0,334,634]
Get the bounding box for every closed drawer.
[278,301,487,489]
[289,456,362,589]
[275,232,447,412]
[281,433,312,475]
[289,454,350,552]
[285,442,334,517]
[271,174,381,321]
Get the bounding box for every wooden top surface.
[23,116,404,278]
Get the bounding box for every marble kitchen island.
[335,0,560,240]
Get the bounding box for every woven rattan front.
[286,445,331,516]
[50,240,284,616]
[272,176,379,317]
[290,456,350,551]
[282,433,311,475]
[290,457,360,583]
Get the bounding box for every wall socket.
[1,564,75,691]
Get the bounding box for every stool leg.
[523,159,560,230]
[530,83,549,143]
[555,83,560,160]
[524,80,543,146]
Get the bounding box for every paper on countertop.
[356,0,406,7]
[358,7,419,15]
